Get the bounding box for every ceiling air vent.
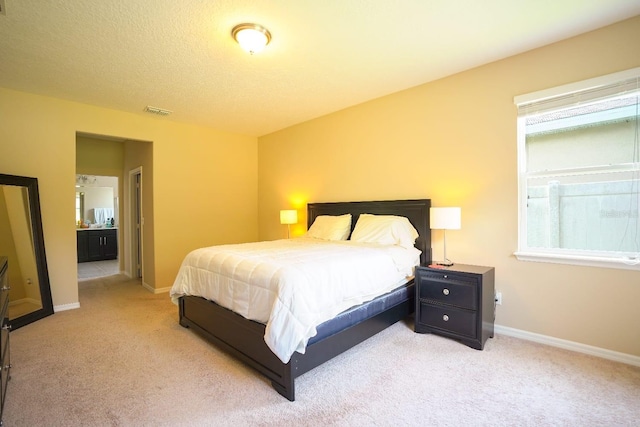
[144,105,172,116]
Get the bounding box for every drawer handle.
[442,288,450,296]
[442,314,449,322]
[2,324,11,331]
[1,286,10,291]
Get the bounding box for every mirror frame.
[0,173,54,329]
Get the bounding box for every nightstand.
[414,263,495,350]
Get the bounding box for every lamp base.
[437,230,454,267]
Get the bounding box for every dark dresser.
[415,263,495,350]
[0,257,10,424]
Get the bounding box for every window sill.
[514,251,640,271]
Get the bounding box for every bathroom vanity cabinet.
[77,229,118,262]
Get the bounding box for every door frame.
[126,167,143,281]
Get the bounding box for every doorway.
[76,174,120,280]
[75,132,152,288]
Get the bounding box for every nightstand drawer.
[418,302,477,338]
[417,271,477,310]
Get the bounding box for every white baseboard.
[54,302,80,312]
[495,324,640,367]
[141,281,171,294]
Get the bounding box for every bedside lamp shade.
[430,207,461,230]
[280,210,298,225]
[430,207,461,266]
[280,209,297,238]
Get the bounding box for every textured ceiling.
[0,1,639,137]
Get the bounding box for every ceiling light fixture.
[232,23,271,55]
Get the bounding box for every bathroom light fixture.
[280,209,297,239]
[430,207,461,266]
[232,23,271,54]
[76,174,97,186]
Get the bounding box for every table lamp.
[280,209,298,238]
[430,207,461,266]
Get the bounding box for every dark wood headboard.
[307,199,431,265]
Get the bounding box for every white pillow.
[306,214,352,241]
[350,214,419,249]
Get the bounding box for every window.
[514,68,640,270]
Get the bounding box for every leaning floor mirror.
[0,173,54,329]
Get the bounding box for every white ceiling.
[1,1,639,137]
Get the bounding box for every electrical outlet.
[495,291,502,305]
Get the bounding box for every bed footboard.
[179,286,414,401]
[179,295,296,400]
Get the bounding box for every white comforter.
[170,237,420,363]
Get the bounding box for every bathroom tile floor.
[78,259,120,280]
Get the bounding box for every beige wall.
[0,88,258,306]
[76,136,125,175]
[258,16,640,356]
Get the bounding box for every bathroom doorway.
[76,174,121,280]
[75,131,152,288]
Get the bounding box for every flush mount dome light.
[232,23,271,54]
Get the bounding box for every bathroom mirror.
[0,173,54,329]
[75,175,116,226]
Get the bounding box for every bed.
[173,199,431,401]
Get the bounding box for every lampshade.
[232,23,272,54]
[280,210,298,225]
[430,207,461,230]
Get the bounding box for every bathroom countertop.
[76,227,118,231]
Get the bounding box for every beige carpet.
[4,275,640,426]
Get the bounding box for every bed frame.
[178,199,431,401]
